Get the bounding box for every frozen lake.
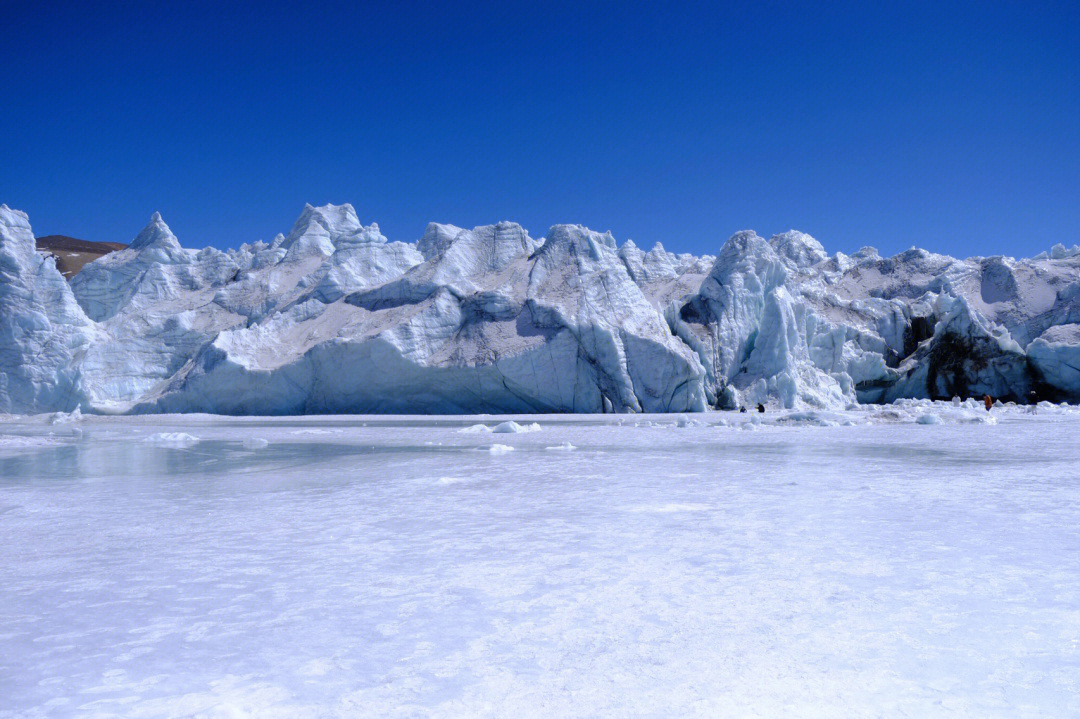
[2,404,1079,717]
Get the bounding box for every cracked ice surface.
[1,405,1079,717]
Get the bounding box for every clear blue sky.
[3,1,1078,258]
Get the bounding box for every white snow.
[2,409,1078,717]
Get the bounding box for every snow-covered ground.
[2,404,1079,717]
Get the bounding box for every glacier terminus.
[3,202,1080,416]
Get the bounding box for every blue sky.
[3,1,1078,258]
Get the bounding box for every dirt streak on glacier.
[2,202,1080,415]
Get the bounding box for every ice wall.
[2,202,1079,414]
[0,206,96,413]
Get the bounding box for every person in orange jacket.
[983,394,993,412]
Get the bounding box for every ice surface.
[545,441,577,450]
[2,406,1079,717]
[6,203,1080,415]
[144,431,201,445]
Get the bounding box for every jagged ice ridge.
[2,202,1080,415]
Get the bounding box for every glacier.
[3,202,1080,415]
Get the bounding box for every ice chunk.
[48,407,82,424]
[492,421,541,433]
[459,424,493,434]
[782,410,841,426]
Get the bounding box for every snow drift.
[2,202,1079,414]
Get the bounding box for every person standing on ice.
[983,394,993,412]
[1028,390,1039,414]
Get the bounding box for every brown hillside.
[36,235,128,279]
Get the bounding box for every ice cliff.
[0,206,97,413]
[3,202,1080,414]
